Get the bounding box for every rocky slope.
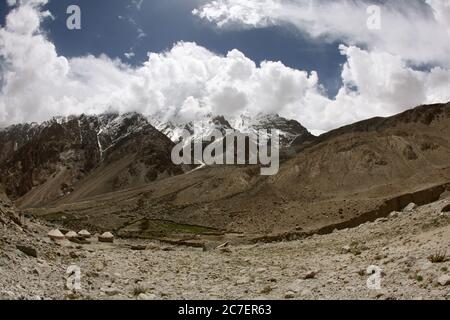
[1,189,449,300]
[0,113,182,208]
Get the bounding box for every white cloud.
[194,0,450,67]
[131,0,144,11]
[136,27,146,39]
[426,0,450,35]
[1,0,450,134]
[124,51,135,59]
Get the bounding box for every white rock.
[300,289,312,297]
[287,279,304,293]
[95,261,106,272]
[138,293,157,300]
[403,203,417,212]
[341,245,352,254]
[389,212,399,218]
[256,268,267,273]
[437,275,450,286]
[101,287,123,296]
[236,276,251,285]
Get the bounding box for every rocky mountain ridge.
[0,111,314,206]
[0,112,182,207]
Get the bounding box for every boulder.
[47,229,65,240]
[138,293,157,300]
[98,232,114,243]
[389,211,399,218]
[441,204,450,213]
[16,245,37,258]
[301,270,318,280]
[437,275,450,286]
[101,287,123,296]
[403,203,417,212]
[78,230,91,239]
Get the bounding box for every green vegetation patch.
[123,218,220,239]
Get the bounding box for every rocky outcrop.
[0,113,183,208]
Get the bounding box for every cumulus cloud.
[0,0,450,133]
[193,0,450,67]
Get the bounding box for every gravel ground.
[1,197,450,300]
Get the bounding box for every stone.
[370,289,387,299]
[16,245,37,258]
[437,275,450,286]
[138,293,157,300]
[302,270,317,280]
[284,291,296,299]
[300,289,313,297]
[219,247,232,254]
[287,279,304,293]
[98,232,114,243]
[0,291,16,300]
[403,203,417,212]
[78,230,91,239]
[217,242,229,249]
[69,251,80,259]
[47,229,65,240]
[389,212,399,218]
[101,287,123,296]
[341,245,352,254]
[95,261,106,272]
[236,276,252,285]
[146,243,160,251]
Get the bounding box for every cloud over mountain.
[1,0,450,133]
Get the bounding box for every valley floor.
[1,196,450,300]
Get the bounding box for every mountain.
[232,113,316,147]
[0,113,183,208]
[151,113,315,147]
[0,111,313,208]
[4,103,450,241]
[28,102,450,240]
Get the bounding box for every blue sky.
[0,0,345,97]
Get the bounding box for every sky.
[0,0,450,134]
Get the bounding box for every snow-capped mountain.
[150,113,315,147]
[0,112,181,206]
[0,111,313,206]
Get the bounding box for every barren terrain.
[2,189,450,300]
